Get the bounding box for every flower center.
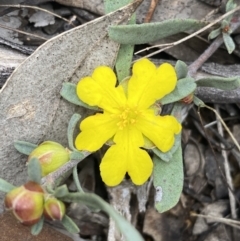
[117,106,141,130]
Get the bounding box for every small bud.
[28,141,70,176]
[181,93,194,104]
[4,181,44,226]
[43,197,66,221]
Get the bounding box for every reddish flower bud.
[4,181,44,226]
[43,197,66,221]
[28,141,70,176]
[181,93,194,104]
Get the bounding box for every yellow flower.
[75,59,181,186]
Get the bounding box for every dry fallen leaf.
[0,0,143,208]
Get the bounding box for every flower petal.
[77,66,126,112]
[127,147,153,185]
[127,59,177,109]
[100,143,153,186]
[100,145,127,186]
[137,110,181,152]
[75,113,117,152]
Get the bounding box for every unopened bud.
[181,93,194,104]
[43,197,66,221]
[4,181,44,226]
[28,141,70,176]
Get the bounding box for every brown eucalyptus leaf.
[0,0,143,208]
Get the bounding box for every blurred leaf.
[153,146,183,213]
[208,27,221,40]
[109,19,207,44]
[226,0,237,12]
[196,75,240,90]
[54,184,69,198]
[161,77,196,105]
[60,83,98,110]
[175,60,188,79]
[68,113,81,151]
[61,192,144,241]
[14,141,37,155]
[223,32,235,54]
[193,96,205,107]
[152,133,181,162]
[31,216,44,235]
[62,215,80,233]
[27,157,42,183]
[0,178,16,193]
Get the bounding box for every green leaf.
[108,19,207,45]
[61,193,144,241]
[14,141,37,155]
[60,83,98,110]
[62,215,80,233]
[153,146,183,213]
[196,75,240,90]
[115,44,134,82]
[161,77,196,105]
[0,178,16,193]
[54,184,69,198]
[226,0,237,12]
[223,32,235,54]
[152,133,181,162]
[27,158,42,183]
[175,60,188,79]
[31,216,44,235]
[68,113,81,151]
[104,0,136,83]
[193,96,205,107]
[208,27,221,40]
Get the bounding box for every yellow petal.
[100,145,127,186]
[113,126,144,147]
[100,126,151,186]
[75,113,117,152]
[127,147,153,185]
[137,110,181,152]
[127,59,177,109]
[100,142,153,186]
[77,66,126,112]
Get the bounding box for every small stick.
[0,23,47,41]
[215,105,237,221]
[144,0,160,23]
[0,4,75,26]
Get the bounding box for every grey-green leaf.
[68,113,81,151]
[208,27,221,40]
[31,216,44,235]
[104,0,136,83]
[196,75,240,90]
[109,19,207,45]
[153,146,183,213]
[161,77,196,105]
[193,96,205,107]
[54,184,69,198]
[28,158,42,183]
[14,141,37,155]
[223,32,235,54]
[62,215,80,233]
[60,83,98,110]
[175,60,188,79]
[61,193,144,241]
[152,133,181,162]
[0,178,16,193]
